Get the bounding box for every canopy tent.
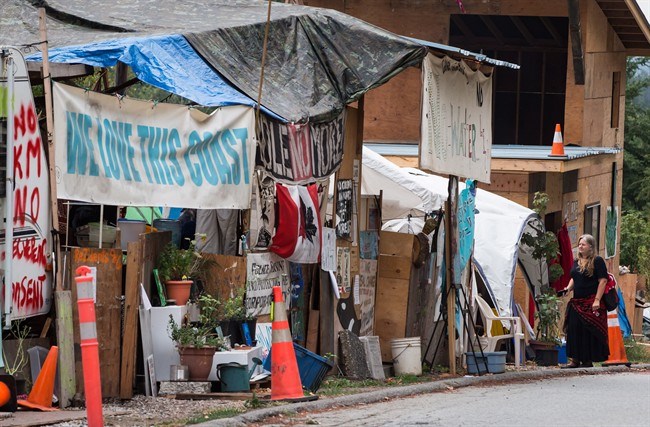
[3,0,426,123]
[362,147,545,317]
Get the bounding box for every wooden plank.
[378,231,414,257]
[374,276,409,362]
[71,248,123,398]
[120,241,142,399]
[202,254,247,301]
[319,269,335,357]
[54,291,76,408]
[618,274,637,327]
[377,255,412,280]
[140,231,172,300]
[27,61,94,81]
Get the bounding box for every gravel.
[51,394,247,426]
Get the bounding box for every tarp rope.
[255,0,274,135]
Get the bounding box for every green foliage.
[620,210,650,278]
[185,408,244,425]
[624,57,650,213]
[167,294,227,349]
[221,287,251,321]
[157,235,211,282]
[623,338,650,363]
[535,289,562,345]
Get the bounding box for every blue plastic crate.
[263,343,334,392]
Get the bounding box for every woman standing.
[561,234,609,368]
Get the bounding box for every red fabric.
[269,184,300,259]
[565,296,608,342]
[528,294,535,327]
[551,223,574,292]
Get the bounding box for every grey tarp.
[1,0,426,123]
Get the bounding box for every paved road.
[263,372,650,426]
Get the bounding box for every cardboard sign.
[420,54,493,183]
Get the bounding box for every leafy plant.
[221,287,252,321]
[157,234,211,282]
[167,294,227,349]
[535,290,562,345]
[519,192,563,344]
[620,210,650,282]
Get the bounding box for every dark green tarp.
[2,0,426,123]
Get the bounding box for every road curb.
[200,363,650,426]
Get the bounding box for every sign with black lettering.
[336,179,353,238]
[245,252,290,317]
[257,111,346,184]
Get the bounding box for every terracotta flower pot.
[166,280,193,306]
[179,346,216,381]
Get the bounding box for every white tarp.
[363,147,541,317]
[1,47,53,320]
[53,82,256,209]
[420,54,493,183]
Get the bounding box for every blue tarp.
[27,34,283,120]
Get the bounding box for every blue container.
[263,343,334,392]
[557,344,567,364]
[153,219,181,248]
[465,351,507,374]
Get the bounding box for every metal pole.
[3,52,15,327]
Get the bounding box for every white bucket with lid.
[390,336,422,376]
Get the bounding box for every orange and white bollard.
[602,310,631,367]
[75,266,104,427]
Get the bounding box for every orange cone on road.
[549,124,567,157]
[602,310,631,367]
[18,346,58,411]
[270,286,304,401]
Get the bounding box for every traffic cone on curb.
[549,124,567,157]
[602,310,631,367]
[270,286,304,401]
[18,346,59,411]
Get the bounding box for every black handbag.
[602,273,619,312]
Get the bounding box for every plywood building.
[307,0,650,277]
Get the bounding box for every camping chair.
[475,294,525,367]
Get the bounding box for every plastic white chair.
[475,294,525,367]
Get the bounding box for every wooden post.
[39,8,75,408]
[446,176,458,374]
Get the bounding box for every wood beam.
[479,16,506,46]
[27,61,93,81]
[540,17,565,46]
[568,0,585,85]
[510,16,536,46]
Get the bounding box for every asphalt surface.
[200,364,650,427]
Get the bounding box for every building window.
[584,203,600,252]
[449,15,569,146]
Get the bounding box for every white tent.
[362,147,545,317]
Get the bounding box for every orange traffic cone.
[549,124,567,157]
[18,346,59,411]
[602,310,631,367]
[270,286,304,401]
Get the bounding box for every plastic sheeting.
[26,34,277,114]
[186,9,426,123]
[361,147,542,318]
[3,0,425,123]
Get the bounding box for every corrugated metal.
[364,143,621,160]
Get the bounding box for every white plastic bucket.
[390,337,422,376]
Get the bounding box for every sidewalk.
[198,364,650,427]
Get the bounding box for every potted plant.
[219,288,255,346]
[167,293,226,380]
[519,192,564,366]
[157,235,210,306]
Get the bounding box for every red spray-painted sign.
[1,47,53,319]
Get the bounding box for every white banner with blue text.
[420,54,493,183]
[53,82,256,208]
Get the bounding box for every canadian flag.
[270,183,321,263]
